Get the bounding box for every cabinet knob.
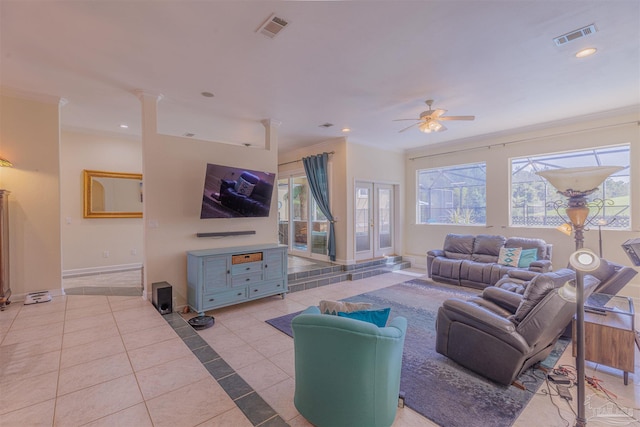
[209,298,214,302]
[246,267,250,271]
[246,278,250,282]
[237,292,242,296]
[265,264,268,268]
[254,289,258,292]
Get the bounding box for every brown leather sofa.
[427,234,553,289]
[435,269,599,385]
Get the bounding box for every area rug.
[266,279,569,427]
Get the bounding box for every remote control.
[557,385,572,401]
[548,374,571,384]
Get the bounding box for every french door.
[277,174,329,260]
[355,182,395,260]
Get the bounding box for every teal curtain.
[302,153,336,261]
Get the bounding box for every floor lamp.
[536,165,623,427]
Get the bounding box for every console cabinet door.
[204,257,230,292]
[264,248,286,281]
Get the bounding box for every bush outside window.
[510,144,630,229]
[417,163,486,225]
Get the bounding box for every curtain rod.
[408,120,639,161]
[278,151,335,167]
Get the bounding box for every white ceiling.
[1,1,639,153]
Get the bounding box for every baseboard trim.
[63,263,143,278]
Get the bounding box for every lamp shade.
[536,166,623,193]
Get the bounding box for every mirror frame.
[83,170,143,218]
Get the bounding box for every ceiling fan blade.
[398,122,422,133]
[439,115,475,121]
[436,123,448,132]
[432,109,447,118]
[392,118,420,122]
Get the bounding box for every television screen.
[200,163,276,219]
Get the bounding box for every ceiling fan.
[394,99,475,133]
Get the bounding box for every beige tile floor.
[2,269,638,426]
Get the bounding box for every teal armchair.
[292,306,407,427]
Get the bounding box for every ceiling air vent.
[553,24,597,46]
[257,14,289,39]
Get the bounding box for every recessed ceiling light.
[341,127,351,133]
[119,124,129,129]
[576,47,597,58]
[201,91,215,98]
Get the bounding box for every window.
[417,163,486,225]
[511,144,630,229]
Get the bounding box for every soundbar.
[196,231,256,238]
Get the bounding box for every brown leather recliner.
[435,269,599,385]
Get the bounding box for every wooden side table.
[572,293,635,385]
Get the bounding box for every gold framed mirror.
[83,170,143,218]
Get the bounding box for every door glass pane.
[277,178,289,246]
[378,187,392,249]
[292,176,308,252]
[311,198,328,255]
[355,186,370,252]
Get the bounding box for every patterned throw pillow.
[498,247,522,267]
[319,300,373,315]
[235,177,255,197]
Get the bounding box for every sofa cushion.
[319,300,372,315]
[471,234,505,263]
[498,247,522,267]
[443,234,475,260]
[505,237,549,260]
[585,258,615,283]
[517,248,538,268]
[337,308,391,327]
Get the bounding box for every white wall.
[60,130,143,273]
[0,92,62,296]
[404,110,640,296]
[140,95,279,307]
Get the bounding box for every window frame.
[416,162,487,226]
[509,144,631,230]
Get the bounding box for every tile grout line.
[160,312,290,427]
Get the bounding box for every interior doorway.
[355,181,396,261]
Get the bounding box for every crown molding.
[0,86,66,106]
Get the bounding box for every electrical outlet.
[103,250,109,258]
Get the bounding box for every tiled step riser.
[287,256,404,282]
[288,259,411,293]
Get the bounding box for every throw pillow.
[319,300,373,315]
[498,247,522,267]
[337,308,391,327]
[517,248,538,268]
[235,177,255,197]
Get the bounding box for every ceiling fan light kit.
[394,99,475,134]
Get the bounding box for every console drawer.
[231,261,262,276]
[203,288,246,308]
[249,280,286,299]
[231,272,263,287]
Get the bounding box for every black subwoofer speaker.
[622,238,640,266]
[152,281,172,314]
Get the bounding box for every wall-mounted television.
[200,163,276,219]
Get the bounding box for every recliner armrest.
[529,260,552,273]
[481,287,522,313]
[427,249,445,257]
[442,298,516,334]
